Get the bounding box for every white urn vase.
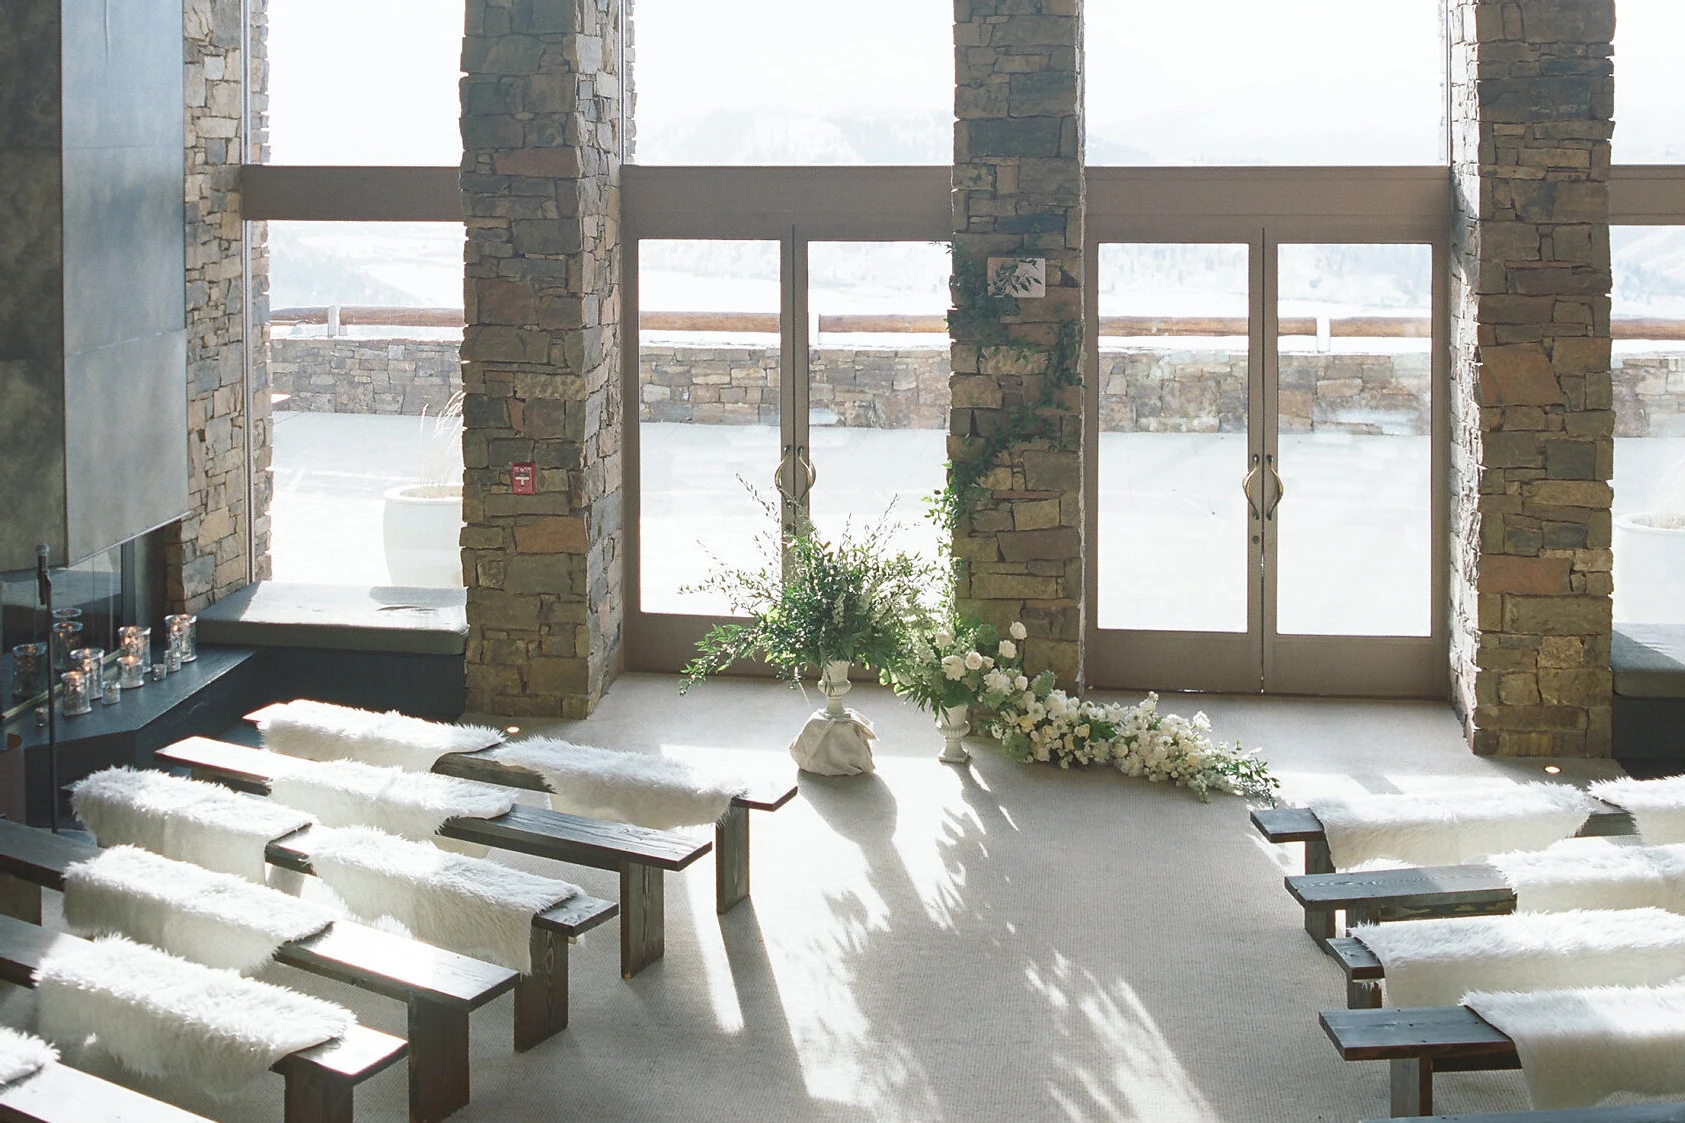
[788,659,876,776]
[382,483,464,587]
[936,704,972,764]
[1614,512,1685,624]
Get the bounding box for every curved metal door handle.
[773,444,797,499]
[795,446,817,500]
[1265,453,1285,521]
[1242,453,1263,521]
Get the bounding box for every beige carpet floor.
[35,676,1641,1122]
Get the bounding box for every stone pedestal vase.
[788,659,876,775]
[1614,513,1685,624]
[936,705,972,764]
[382,484,464,588]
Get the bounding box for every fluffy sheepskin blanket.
[0,1027,56,1087]
[306,825,579,974]
[1591,775,1685,845]
[1308,782,1594,869]
[63,846,337,974]
[1492,837,1685,914]
[495,738,748,831]
[70,767,314,883]
[34,935,353,1097]
[267,758,516,842]
[1353,907,1685,1009]
[1465,980,1685,1110]
[257,699,503,769]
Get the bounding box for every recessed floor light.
[1543,764,1561,775]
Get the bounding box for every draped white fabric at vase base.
[1307,782,1594,869]
[70,768,313,883]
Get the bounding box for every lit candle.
[61,670,92,715]
[118,654,146,689]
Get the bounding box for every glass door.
[1088,234,1445,695]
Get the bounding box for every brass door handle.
[1242,453,1263,521]
[1265,453,1285,521]
[795,446,816,500]
[773,444,797,499]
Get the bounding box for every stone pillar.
[949,0,1084,685]
[1448,0,1615,756]
[460,0,624,718]
[171,0,271,612]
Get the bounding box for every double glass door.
[627,233,952,666]
[1087,234,1446,695]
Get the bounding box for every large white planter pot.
[1614,512,1685,624]
[382,484,464,587]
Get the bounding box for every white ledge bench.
[0,817,524,1123]
[154,736,705,979]
[0,914,407,1123]
[1254,804,1633,942]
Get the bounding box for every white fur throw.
[63,845,338,974]
[258,699,503,769]
[1492,837,1685,914]
[34,935,353,1097]
[495,738,748,830]
[305,825,579,973]
[1308,782,1594,869]
[1353,908,1685,1009]
[267,758,516,842]
[1590,775,1685,844]
[71,767,314,883]
[0,1027,56,1087]
[1465,980,1685,1110]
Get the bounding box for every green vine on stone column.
[934,245,1083,537]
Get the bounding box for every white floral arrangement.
[982,630,1278,803]
[883,619,1031,714]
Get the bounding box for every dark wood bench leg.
[620,861,664,979]
[1347,979,1382,1010]
[1389,1056,1433,1117]
[407,999,469,1123]
[1304,838,1336,942]
[715,805,749,915]
[514,926,568,1052]
[0,872,42,925]
[284,1067,354,1123]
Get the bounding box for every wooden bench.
[0,1057,219,1122]
[1254,804,1633,941]
[0,818,523,1123]
[154,736,705,979]
[244,703,796,915]
[1286,861,1519,952]
[1321,1003,1521,1117]
[0,913,406,1123]
[1361,1104,1685,1123]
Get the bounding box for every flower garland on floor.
[895,617,1279,803]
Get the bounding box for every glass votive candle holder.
[165,614,197,663]
[10,642,48,699]
[152,662,166,682]
[51,621,83,674]
[51,607,83,624]
[101,679,121,705]
[70,647,104,692]
[166,646,181,674]
[61,670,92,715]
[117,654,146,689]
[118,625,151,662]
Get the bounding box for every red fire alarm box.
[511,462,536,495]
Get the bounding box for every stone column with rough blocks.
[171,0,271,612]
[1449,0,1615,756]
[461,0,624,718]
[950,0,1084,686]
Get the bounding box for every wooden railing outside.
[268,306,1685,341]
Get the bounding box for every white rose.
[941,655,966,680]
[935,630,954,648]
[998,640,1017,659]
[1010,621,1028,640]
[964,651,984,671]
[1019,689,1036,707]
[1015,675,1029,691]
